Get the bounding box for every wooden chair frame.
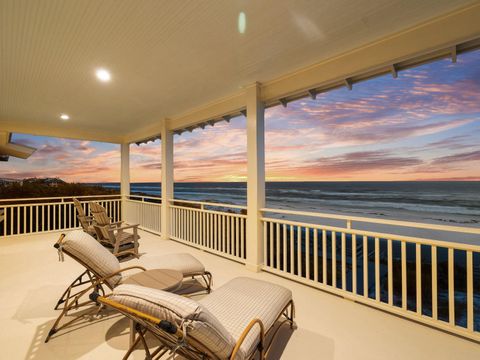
[93,222,141,259]
[72,198,96,237]
[91,292,295,360]
[89,201,140,259]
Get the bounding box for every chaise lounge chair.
[89,201,140,259]
[91,278,295,360]
[46,230,212,342]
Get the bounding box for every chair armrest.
[116,224,139,231]
[230,318,265,360]
[91,294,185,339]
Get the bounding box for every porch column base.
[245,262,263,273]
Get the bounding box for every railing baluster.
[352,234,357,294]
[416,243,422,314]
[53,204,56,230]
[29,206,33,233]
[270,221,274,267]
[222,214,226,252]
[306,228,310,279]
[448,248,455,325]
[263,220,268,264]
[322,230,327,284]
[190,209,194,243]
[61,203,65,229]
[276,223,281,270]
[375,237,380,301]
[2,208,6,236]
[314,229,318,282]
[387,239,393,305]
[290,225,294,274]
[297,226,302,276]
[16,206,20,234]
[363,235,368,298]
[240,217,245,258]
[431,245,438,320]
[181,209,185,240]
[214,213,218,250]
[36,205,39,233]
[236,217,240,257]
[332,231,336,287]
[227,215,231,255]
[207,212,211,248]
[401,241,407,309]
[11,207,14,235]
[466,250,473,331]
[342,232,346,290]
[23,206,26,234]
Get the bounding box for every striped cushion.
[111,284,236,359]
[62,230,121,287]
[199,277,292,360]
[155,253,205,276]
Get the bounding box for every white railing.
[2,193,479,341]
[124,195,162,234]
[261,208,480,342]
[0,195,121,237]
[169,199,247,263]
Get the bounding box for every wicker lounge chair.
[89,201,140,259]
[91,277,295,360]
[46,230,212,343]
[72,198,96,237]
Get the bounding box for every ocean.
[94,181,480,226]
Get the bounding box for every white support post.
[120,143,130,221]
[161,120,174,240]
[246,83,265,272]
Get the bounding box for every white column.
[161,120,174,240]
[120,142,130,221]
[245,83,265,272]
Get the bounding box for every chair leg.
[204,271,213,293]
[283,300,295,329]
[45,283,101,343]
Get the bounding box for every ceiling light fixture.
[238,12,246,34]
[60,114,70,120]
[95,68,111,82]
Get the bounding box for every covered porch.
[1,1,480,358]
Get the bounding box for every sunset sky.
[2,50,480,183]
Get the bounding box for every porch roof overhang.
[1,1,480,144]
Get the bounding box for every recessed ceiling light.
[95,68,111,82]
[60,114,70,120]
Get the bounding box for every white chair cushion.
[61,230,121,287]
[199,277,292,360]
[155,253,205,276]
[110,284,236,359]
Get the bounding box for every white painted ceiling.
[0,0,475,141]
